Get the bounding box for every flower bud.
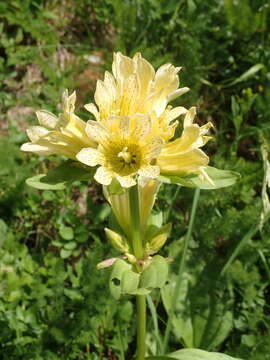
[105,228,129,253]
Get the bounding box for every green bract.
[109,256,169,300]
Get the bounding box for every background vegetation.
[0,0,269,359]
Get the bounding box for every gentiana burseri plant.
[21,52,241,360]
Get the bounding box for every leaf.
[59,226,74,241]
[60,249,72,259]
[26,174,65,190]
[64,288,83,301]
[63,241,77,250]
[25,161,94,190]
[168,348,243,360]
[109,259,131,300]
[146,357,177,360]
[43,161,94,183]
[159,167,240,190]
[140,255,169,289]
[121,270,140,294]
[226,63,264,87]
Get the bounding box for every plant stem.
[129,184,146,360]
[146,294,163,354]
[129,184,144,259]
[136,295,146,360]
[162,188,200,354]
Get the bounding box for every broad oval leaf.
[169,348,243,360]
[159,166,240,190]
[146,357,177,360]
[42,161,94,183]
[109,259,131,300]
[140,255,168,289]
[121,270,140,294]
[26,174,65,190]
[25,161,94,190]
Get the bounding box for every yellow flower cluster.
[21,52,212,188]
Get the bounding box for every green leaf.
[63,241,77,250]
[26,174,65,190]
[226,63,264,87]
[140,263,157,288]
[140,255,168,289]
[64,288,83,301]
[109,259,131,300]
[146,357,177,360]
[60,248,72,259]
[121,270,140,294]
[25,161,94,190]
[43,161,94,183]
[159,167,240,190]
[59,226,74,241]
[168,348,243,360]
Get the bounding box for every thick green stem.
[129,184,144,259]
[136,295,146,360]
[162,188,200,354]
[129,184,146,360]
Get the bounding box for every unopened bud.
[105,228,130,253]
[146,223,172,254]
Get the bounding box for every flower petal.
[133,52,155,97]
[138,165,160,179]
[94,80,112,110]
[165,106,187,123]
[20,142,55,155]
[86,120,110,144]
[84,103,100,120]
[143,136,163,160]
[76,147,103,167]
[167,87,190,102]
[36,110,59,129]
[164,125,200,153]
[94,166,113,185]
[116,175,136,188]
[62,89,76,114]
[104,71,117,101]
[158,148,209,175]
[184,107,196,127]
[112,52,134,82]
[26,126,49,142]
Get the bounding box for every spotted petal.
[94,166,113,185]
[116,175,136,188]
[76,147,103,167]
[138,165,160,179]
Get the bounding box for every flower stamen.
[118,146,133,164]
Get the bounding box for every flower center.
[117,146,133,164]
[104,142,142,176]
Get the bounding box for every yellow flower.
[157,106,214,183]
[76,52,212,187]
[76,113,163,187]
[84,52,189,142]
[21,90,96,159]
[103,178,160,239]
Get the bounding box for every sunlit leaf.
[25,161,94,190]
[109,259,131,300]
[169,348,243,360]
[226,63,264,86]
[159,167,240,190]
[26,174,65,190]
